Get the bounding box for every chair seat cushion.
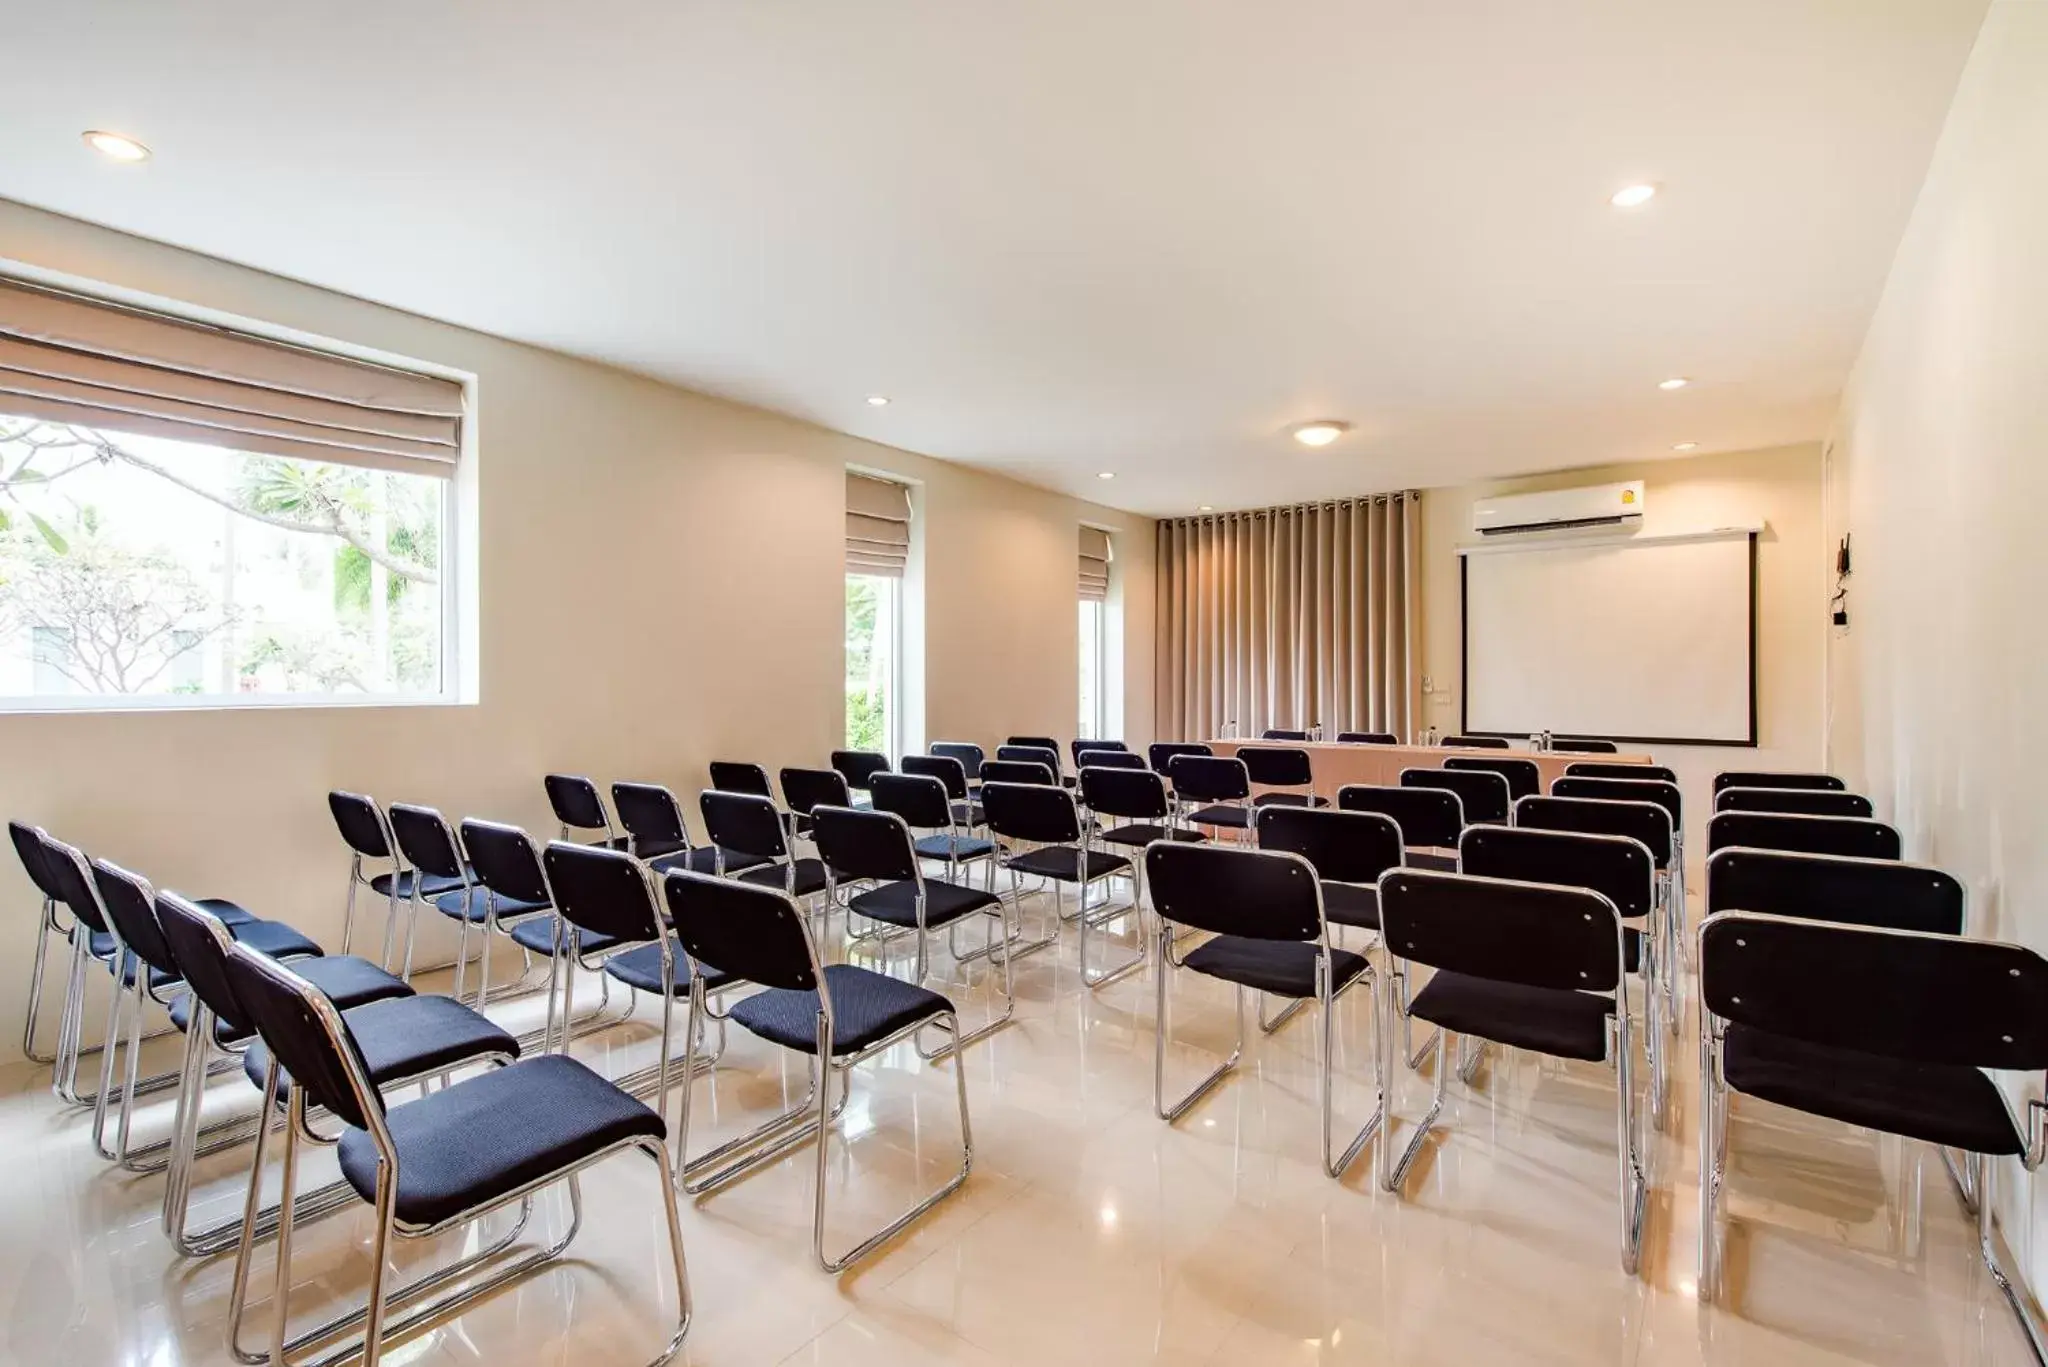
[1099,823,1206,848]
[245,993,521,1100]
[1407,972,1612,1062]
[1406,850,1459,873]
[196,898,258,927]
[432,887,549,924]
[916,834,996,863]
[1721,1024,2024,1155]
[1186,804,1251,829]
[601,939,734,997]
[337,1055,664,1228]
[951,801,986,827]
[728,964,952,1057]
[647,847,773,877]
[850,878,1001,929]
[1005,845,1131,883]
[507,916,626,958]
[174,954,412,1045]
[1182,937,1369,999]
[118,953,181,992]
[228,919,325,960]
[87,930,118,961]
[369,868,469,899]
[1321,881,1379,930]
[737,857,833,898]
[1252,793,1330,809]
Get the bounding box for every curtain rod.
[1163,490,1418,523]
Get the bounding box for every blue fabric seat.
[728,964,951,1057]
[1098,822,1205,848]
[1005,847,1130,883]
[226,919,324,960]
[914,834,995,862]
[1182,938,1369,999]
[172,954,411,1045]
[736,857,833,897]
[1407,971,1612,1063]
[431,887,548,924]
[507,916,624,957]
[647,846,772,878]
[1186,804,1252,830]
[196,897,259,927]
[601,939,734,997]
[1320,882,1379,930]
[369,868,470,899]
[336,1055,665,1227]
[848,879,1000,929]
[244,993,520,1099]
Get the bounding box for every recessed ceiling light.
[1672,441,1698,451]
[1610,183,1658,208]
[865,395,890,406]
[1291,421,1351,448]
[83,130,151,162]
[1198,505,1214,512]
[1097,471,1115,480]
[1658,377,1690,390]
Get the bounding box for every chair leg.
[644,1140,695,1363]
[1615,1009,1647,1276]
[341,859,361,957]
[1319,960,1380,1179]
[1698,1024,1726,1301]
[359,1168,398,1367]
[1976,1155,2048,1365]
[1381,1013,1448,1193]
[22,899,58,1065]
[1154,934,1243,1122]
[1078,874,1147,990]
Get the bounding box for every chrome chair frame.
[328,791,411,968]
[986,779,1142,988]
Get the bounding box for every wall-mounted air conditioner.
[1471,480,1645,536]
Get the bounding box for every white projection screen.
[1461,532,1757,745]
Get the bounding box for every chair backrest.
[900,753,971,800]
[540,841,664,941]
[1337,731,1397,745]
[1459,825,1653,921]
[1713,770,1845,793]
[1239,746,1314,789]
[1145,842,1321,941]
[1513,794,1673,868]
[1701,913,2048,1069]
[1070,739,1129,763]
[662,871,817,993]
[1076,749,1147,771]
[1714,787,1875,818]
[36,831,109,934]
[1706,811,1900,860]
[1705,847,1960,933]
[543,774,612,834]
[1336,784,1464,850]
[1167,754,1251,802]
[225,941,380,1130]
[459,819,553,907]
[1007,735,1060,755]
[327,791,395,860]
[89,857,178,975]
[707,761,773,799]
[779,767,852,816]
[154,891,253,1037]
[981,781,1083,845]
[699,790,793,862]
[810,805,920,883]
[1079,766,1170,822]
[1444,755,1541,801]
[1148,742,1212,773]
[9,820,65,901]
[1379,869,1621,993]
[1551,776,1683,830]
[996,745,1061,774]
[1256,806,1403,887]
[929,742,986,780]
[1442,735,1511,750]
[869,772,955,831]
[1261,728,1309,742]
[981,759,1057,787]
[610,781,692,856]
[831,750,892,794]
[1402,767,1510,824]
[388,803,467,881]
[1550,738,1619,753]
[1565,761,1678,784]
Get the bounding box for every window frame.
[1078,596,1108,741]
[845,569,904,760]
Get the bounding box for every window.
[0,415,449,706]
[1078,525,1111,739]
[845,572,902,756]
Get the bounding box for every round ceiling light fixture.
[1658,377,1690,391]
[1198,504,1214,512]
[1291,420,1351,448]
[1097,471,1115,480]
[1610,183,1658,208]
[1672,441,1698,451]
[865,395,890,406]
[83,130,152,162]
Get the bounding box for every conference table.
[1204,739,1655,797]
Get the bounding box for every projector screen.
[1461,531,1756,746]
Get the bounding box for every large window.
[0,416,449,706]
[845,572,901,755]
[1078,597,1106,740]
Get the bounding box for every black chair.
[1262,728,1310,741]
[1706,810,1901,860]
[1168,754,1254,838]
[929,742,986,794]
[327,791,425,966]
[810,804,1011,1051]
[1239,745,1328,808]
[1402,766,1509,825]
[1337,731,1397,745]
[1256,805,1401,940]
[1337,784,1464,873]
[1377,869,1645,1272]
[780,766,853,840]
[980,758,1057,787]
[870,771,996,888]
[997,744,1070,788]
[1081,766,1205,856]
[1712,769,1845,793]
[1551,776,1685,850]
[1006,734,1061,755]
[1565,761,1678,784]
[665,870,970,1269]
[1144,841,1377,1178]
[1705,845,1964,934]
[543,773,627,849]
[1147,741,1212,773]
[831,749,892,805]
[11,818,90,1068]
[1714,786,1875,818]
[983,780,1138,986]
[902,752,985,828]
[1444,755,1540,802]
[707,761,774,798]
[701,789,833,901]
[1551,738,1619,753]
[1070,738,1129,765]
[228,938,690,1367]
[1698,910,2048,1355]
[612,780,771,878]
[391,803,515,1000]
[1075,748,1147,772]
[1441,735,1511,749]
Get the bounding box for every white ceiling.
[0,1,1987,515]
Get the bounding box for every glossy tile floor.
[0,882,2034,1366]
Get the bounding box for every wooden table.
[1205,740,1654,798]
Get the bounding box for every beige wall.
[0,200,1152,1063]
[1419,445,1830,855]
[1826,0,2048,1284]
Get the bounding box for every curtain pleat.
[1153,493,1420,742]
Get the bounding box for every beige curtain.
[846,472,912,576]
[1078,525,1111,601]
[1155,493,1420,741]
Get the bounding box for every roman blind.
[1079,526,1112,601]
[846,471,912,577]
[0,278,465,478]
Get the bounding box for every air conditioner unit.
[1471,481,1645,536]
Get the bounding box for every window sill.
[0,693,474,716]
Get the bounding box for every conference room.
[2,4,2043,1365]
